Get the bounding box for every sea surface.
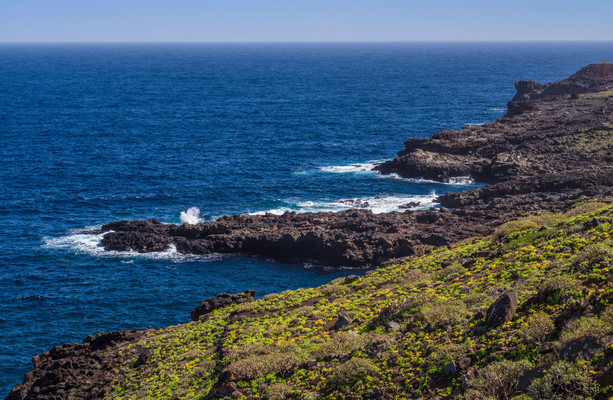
[1,42,612,393]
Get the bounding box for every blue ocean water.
[1,42,612,393]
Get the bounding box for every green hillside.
[105,201,613,400]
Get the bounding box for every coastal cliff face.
[375,63,613,183]
[8,64,613,400]
[99,63,613,268]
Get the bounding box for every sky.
[1,0,613,43]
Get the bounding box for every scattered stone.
[386,321,401,331]
[333,310,352,330]
[485,291,518,327]
[133,348,152,368]
[443,362,457,376]
[344,275,360,284]
[537,342,556,354]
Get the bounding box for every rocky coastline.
[98,63,613,268]
[7,63,613,399]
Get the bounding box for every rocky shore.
[98,63,613,267]
[8,63,613,399]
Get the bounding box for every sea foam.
[318,161,379,173]
[42,227,218,262]
[250,192,438,215]
[180,207,203,224]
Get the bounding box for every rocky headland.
[98,63,613,268]
[8,63,613,400]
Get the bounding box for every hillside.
[9,201,613,399]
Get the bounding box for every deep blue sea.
[1,42,613,394]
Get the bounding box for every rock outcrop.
[191,290,255,321]
[6,330,147,400]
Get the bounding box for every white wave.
[488,107,507,112]
[445,176,475,185]
[42,228,218,262]
[464,122,486,127]
[250,192,438,215]
[318,161,379,173]
[377,173,475,186]
[180,207,203,224]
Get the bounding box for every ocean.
[1,42,612,394]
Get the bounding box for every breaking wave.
[250,192,438,215]
[180,207,203,224]
[42,227,218,262]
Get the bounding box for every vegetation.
[104,201,613,399]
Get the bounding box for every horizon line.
[2,39,613,45]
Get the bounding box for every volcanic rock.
[191,290,256,321]
[485,291,518,328]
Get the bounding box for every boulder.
[560,335,613,362]
[333,310,352,330]
[485,291,518,328]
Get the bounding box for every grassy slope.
[104,201,613,400]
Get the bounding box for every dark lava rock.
[485,291,518,328]
[333,310,353,330]
[191,290,255,321]
[7,329,147,400]
[443,362,457,376]
[517,367,545,394]
[560,335,613,362]
[206,370,239,399]
[344,275,360,284]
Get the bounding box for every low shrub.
[520,312,555,345]
[493,221,538,241]
[559,316,611,344]
[537,275,581,304]
[423,300,471,327]
[327,357,380,389]
[564,202,608,217]
[229,350,306,380]
[572,243,613,267]
[436,263,466,281]
[372,295,423,326]
[527,361,599,400]
[266,383,296,400]
[467,359,533,400]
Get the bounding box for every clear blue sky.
[1,0,612,42]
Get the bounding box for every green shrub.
[266,383,296,400]
[423,300,471,327]
[559,316,612,344]
[463,292,491,307]
[521,312,555,345]
[572,243,613,266]
[320,332,366,358]
[493,221,538,240]
[565,202,608,217]
[468,359,533,400]
[537,275,581,304]
[229,350,306,380]
[436,263,467,281]
[527,361,599,400]
[327,357,380,388]
[372,295,423,326]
